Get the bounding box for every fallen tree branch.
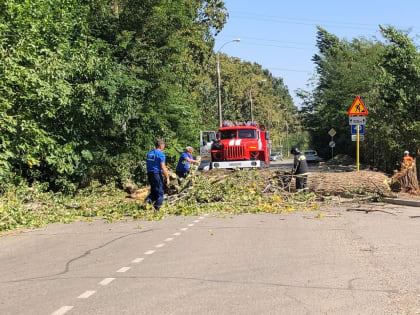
[346,208,397,216]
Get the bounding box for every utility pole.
[216,39,240,127]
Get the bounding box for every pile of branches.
[164,169,319,215]
[390,160,420,195]
[126,169,319,215]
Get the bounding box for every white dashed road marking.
[99,278,115,286]
[51,217,208,314]
[78,290,96,299]
[51,306,74,315]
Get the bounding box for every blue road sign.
[351,124,364,135]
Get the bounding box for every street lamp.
[249,79,266,123]
[216,38,240,127]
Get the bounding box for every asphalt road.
[1,202,420,314]
[269,157,294,169]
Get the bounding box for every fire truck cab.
[201,122,270,169]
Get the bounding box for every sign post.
[328,128,336,159]
[347,96,368,172]
[356,125,360,171]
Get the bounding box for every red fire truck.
[200,122,270,169]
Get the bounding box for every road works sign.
[348,96,368,116]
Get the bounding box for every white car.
[270,152,282,161]
[304,150,320,163]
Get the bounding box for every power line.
[229,10,420,30]
[267,67,313,73]
[218,35,315,47]
[230,11,379,27]
[229,15,379,32]
[224,40,316,51]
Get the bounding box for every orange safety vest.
[403,156,414,162]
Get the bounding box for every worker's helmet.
[404,150,409,155]
[290,147,301,155]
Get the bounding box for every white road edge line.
[117,267,131,273]
[144,250,156,255]
[132,258,144,263]
[165,237,174,242]
[99,278,115,286]
[194,220,200,223]
[180,228,188,231]
[204,214,209,216]
[78,290,96,299]
[51,306,74,315]
[173,232,181,236]
[155,243,165,248]
[199,216,205,219]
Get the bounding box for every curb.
[382,197,420,208]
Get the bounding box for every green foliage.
[0,181,157,232]
[1,0,297,194]
[163,170,318,215]
[0,176,319,233]
[0,0,229,192]
[300,26,420,174]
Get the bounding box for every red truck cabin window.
[238,129,256,139]
[220,130,237,139]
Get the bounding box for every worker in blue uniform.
[144,140,170,211]
[291,147,309,190]
[176,146,198,184]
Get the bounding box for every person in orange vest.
[403,150,414,162]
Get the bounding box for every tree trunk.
[390,160,420,194]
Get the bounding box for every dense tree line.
[299,26,420,175]
[0,0,294,193]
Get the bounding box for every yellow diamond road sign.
[328,128,336,137]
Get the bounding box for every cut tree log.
[390,160,420,195]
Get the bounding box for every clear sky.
[214,0,420,107]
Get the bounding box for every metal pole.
[249,85,254,122]
[356,124,360,171]
[215,39,240,128]
[217,53,222,127]
[286,120,289,157]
